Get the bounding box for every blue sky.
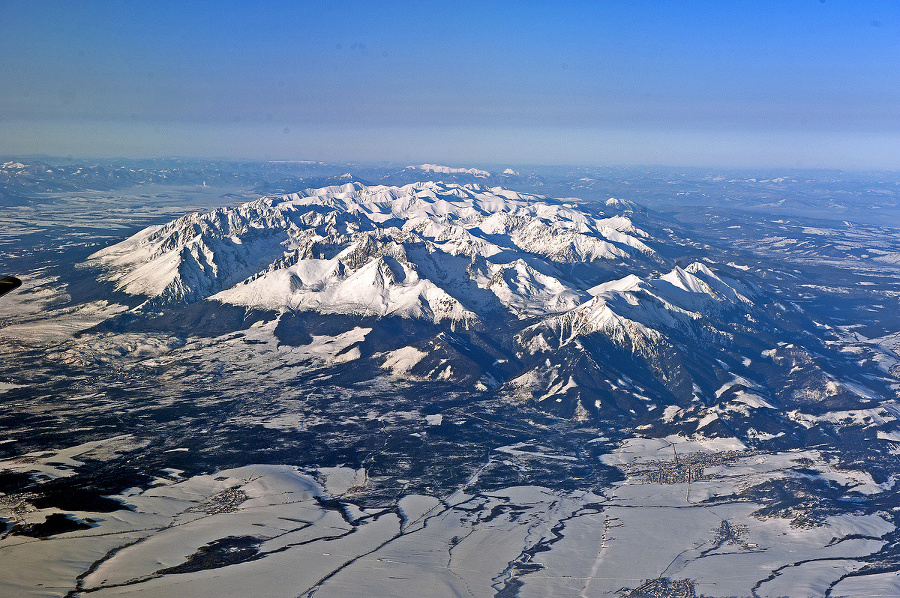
[1,0,898,168]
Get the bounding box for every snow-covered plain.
[0,435,893,597]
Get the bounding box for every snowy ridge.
[216,251,479,326]
[88,182,663,324]
[87,208,293,302]
[507,258,755,409]
[522,260,753,355]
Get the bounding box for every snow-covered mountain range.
[405,164,492,177]
[86,181,869,428]
[90,182,663,320]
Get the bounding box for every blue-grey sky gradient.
[1,0,898,168]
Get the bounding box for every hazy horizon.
[2,1,898,169]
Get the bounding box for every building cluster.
[0,491,38,523]
[710,519,755,552]
[186,486,247,515]
[617,576,699,598]
[629,449,754,485]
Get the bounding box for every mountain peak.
[405,164,491,178]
